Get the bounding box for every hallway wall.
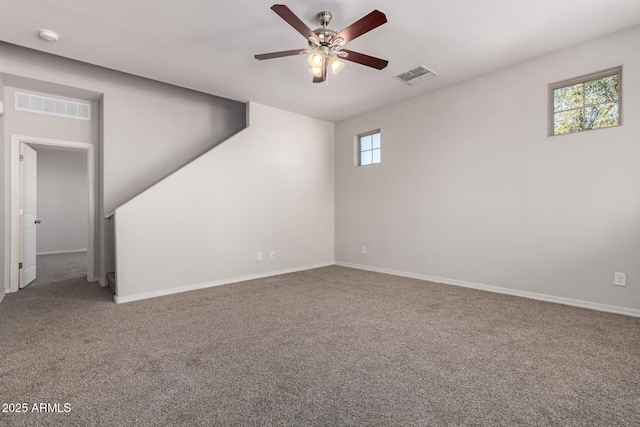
[35,149,88,254]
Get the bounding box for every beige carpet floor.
[27,252,87,288]
[1,256,639,426]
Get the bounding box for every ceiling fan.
[255,4,389,83]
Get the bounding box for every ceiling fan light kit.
[255,4,389,84]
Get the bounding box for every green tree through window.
[551,68,621,136]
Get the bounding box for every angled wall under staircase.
[114,102,335,303]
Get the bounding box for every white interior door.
[20,144,38,288]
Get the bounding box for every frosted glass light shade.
[330,57,345,74]
[309,66,323,77]
[308,53,323,67]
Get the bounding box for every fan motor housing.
[311,27,337,46]
[310,11,336,47]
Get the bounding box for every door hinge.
[19,262,23,269]
[19,155,24,161]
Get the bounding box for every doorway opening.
[9,135,96,292]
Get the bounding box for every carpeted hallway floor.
[26,252,87,288]
[1,258,639,426]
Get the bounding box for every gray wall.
[35,149,88,254]
[335,26,640,312]
[0,42,247,215]
[4,87,98,144]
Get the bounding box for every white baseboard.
[36,249,87,256]
[336,261,640,318]
[0,289,5,305]
[114,261,335,304]
[98,277,107,287]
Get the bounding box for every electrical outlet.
[614,272,626,287]
[270,251,275,260]
[361,245,367,254]
[257,252,262,261]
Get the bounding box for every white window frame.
[548,66,622,137]
[356,130,381,167]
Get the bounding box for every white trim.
[98,277,107,288]
[9,135,96,293]
[0,289,5,305]
[36,249,87,256]
[335,262,640,318]
[114,262,335,304]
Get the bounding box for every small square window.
[358,130,381,166]
[549,67,621,136]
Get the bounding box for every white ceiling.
[1,0,639,122]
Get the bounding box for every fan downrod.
[310,11,337,47]
[317,11,332,27]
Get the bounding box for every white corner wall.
[335,26,640,314]
[35,149,88,254]
[115,103,334,302]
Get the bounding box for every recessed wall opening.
[32,145,89,288]
[2,77,106,296]
[9,136,96,292]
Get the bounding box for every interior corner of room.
[0,2,639,425]
[0,23,639,313]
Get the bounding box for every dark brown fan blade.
[271,4,319,44]
[340,49,388,70]
[254,49,310,60]
[313,60,328,83]
[333,10,387,45]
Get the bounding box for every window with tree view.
[359,131,381,166]
[550,67,621,136]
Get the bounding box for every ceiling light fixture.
[308,52,325,77]
[308,52,323,67]
[308,52,344,78]
[329,57,344,75]
[39,29,60,42]
[309,66,323,77]
[255,5,388,84]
